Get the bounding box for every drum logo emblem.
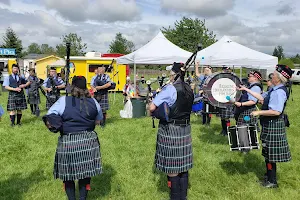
[211,78,236,103]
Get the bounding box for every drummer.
[218,66,235,136]
[235,70,263,126]
[238,64,292,188]
[195,61,213,125]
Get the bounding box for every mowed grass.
[0,85,300,200]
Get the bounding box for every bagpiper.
[3,64,28,126]
[149,62,194,200]
[26,68,41,116]
[42,67,65,110]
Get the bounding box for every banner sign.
[0,48,16,56]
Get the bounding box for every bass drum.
[203,72,242,108]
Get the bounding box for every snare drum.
[227,125,259,151]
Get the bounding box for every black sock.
[10,115,16,125]
[34,104,37,113]
[271,163,277,183]
[168,175,180,200]
[221,119,226,132]
[17,114,22,124]
[64,181,76,200]
[179,172,189,200]
[79,178,91,200]
[202,113,207,124]
[30,105,34,113]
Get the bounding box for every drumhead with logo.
[203,72,242,108]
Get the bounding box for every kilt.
[236,107,258,126]
[54,131,102,181]
[46,95,60,110]
[27,91,41,105]
[260,118,291,163]
[95,93,109,112]
[7,91,27,111]
[217,105,234,119]
[154,123,193,174]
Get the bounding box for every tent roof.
[117,31,192,65]
[196,36,278,68]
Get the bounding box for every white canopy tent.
[195,36,278,79]
[196,36,278,67]
[117,31,192,93]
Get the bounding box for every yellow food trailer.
[66,53,128,91]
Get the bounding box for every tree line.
[1,17,299,68]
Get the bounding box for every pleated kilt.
[237,107,258,126]
[260,118,291,162]
[27,91,41,105]
[217,105,235,119]
[95,93,109,112]
[46,95,60,110]
[7,91,27,111]
[54,131,102,181]
[154,123,193,174]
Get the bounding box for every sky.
[0,0,299,56]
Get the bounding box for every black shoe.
[257,175,268,184]
[261,181,278,188]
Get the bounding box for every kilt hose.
[217,105,235,119]
[95,93,109,112]
[260,118,291,163]
[154,123,193,174]
[237,107,258,126]
[7,91,27,111]
[54,131,102,181]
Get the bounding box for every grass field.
[0,85,300,200]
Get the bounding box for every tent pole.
[134,62,136,97]
[240,67,242,80]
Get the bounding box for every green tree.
[27,43,41,54]
[273,45,284,61]
[290,54,300,64]
[1,27,23,57]
[279,58,294,68]
[56,33,87,57]
[108,33,135,54]
[40,44,56,55]
[161,17,217,52]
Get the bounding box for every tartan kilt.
[7,91,27,111]
[46,95,60,110]
[95,93,109,112]
[236,107,258,126]
[260,118,291,162]
[154,123,193,174]
[217,105,235,119]
[54,131,102,181]
[27,91,41,105]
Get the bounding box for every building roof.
[35,55,61,62]
[23,54,50,60]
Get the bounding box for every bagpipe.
[150,44,203,127]
[94,76,116,96]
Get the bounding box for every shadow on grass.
[199,124,229,145]
[89,164,117,199]
[0,170,46,200]
[220,153,265,179]
[153,169,169,194]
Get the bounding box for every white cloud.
[43,0,141,22]
[0,0,10,5]
[161,0,235,17]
